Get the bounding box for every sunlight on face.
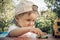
[17,12,38,27]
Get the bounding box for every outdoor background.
[0,0,60,34]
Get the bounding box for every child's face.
[16,12,38,27]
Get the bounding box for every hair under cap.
[15,0,38,16]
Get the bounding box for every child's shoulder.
[8,24,20,33]
[9,24,16,27]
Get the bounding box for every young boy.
[8,0,44,37]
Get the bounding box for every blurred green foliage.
[45,0,60,18]
[0,0,15,32]
[35,10,58,34]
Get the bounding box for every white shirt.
[8,24,20,33]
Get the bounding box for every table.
[0,34,60,40]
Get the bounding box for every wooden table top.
[0,34,60,40]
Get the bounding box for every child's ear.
[15,15,19,22]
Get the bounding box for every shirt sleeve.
[8,24,19,33]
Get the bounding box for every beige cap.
[15,0,38,16]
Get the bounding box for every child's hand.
[29,28,44,36]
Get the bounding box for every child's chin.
[19,32,37,38]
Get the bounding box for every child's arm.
[9,27,45,37]
[9,27,30,37]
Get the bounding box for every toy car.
[36,35,48,39]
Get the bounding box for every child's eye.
[26,19,35,22]
[33,20,35,21]
[27,19,31,21]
